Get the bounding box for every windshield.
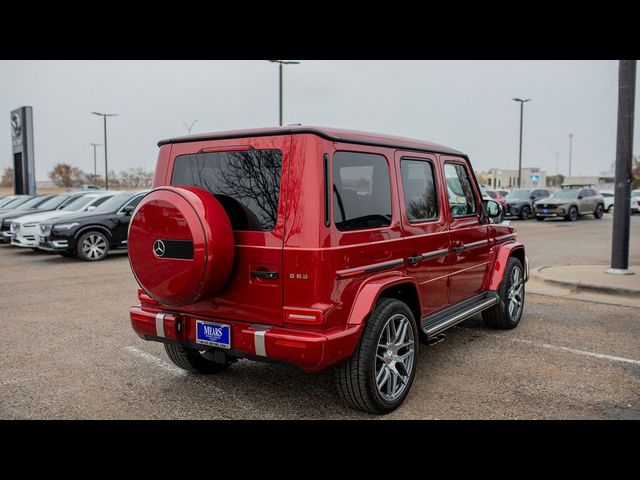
[550,189,579,200]
[91,192,138,213]
[14,196,51,209]
[1,196,31,209]
[0,196,20,208]
[59,195,97,211]
[506,189,530,200]
[632,191,640,198]
[486,190,497,199]
[35,195,72,210]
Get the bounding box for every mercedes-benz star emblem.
[11,113,21,138]
[153,239,166,257]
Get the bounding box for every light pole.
[607,60,636,275]
[568,134,574,178]
[513,98,531,188]
[268,60,300,126]
[90,143,102,186]
[91,112,118,189]
[182,119,198,134]
[550,148,563,178]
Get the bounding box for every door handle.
[251,270,279,280]
[407,255,423,266]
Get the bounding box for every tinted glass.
[444,163,477,217]
[333,151,392,231]
[90,196,113,207]
[487,190,497,199]
[550,189,579,199]
[92,192,139,213]
[631,191,640,198]
[0,196,22,208]
[506,189,531,200]
[400,159,438,222]
[601,192,613,198]
[35,195,72,210]
[172,150,283,232]
[60,195,98,211]
[16,196,51,209]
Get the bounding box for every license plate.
[542,209,549,213]
[11,233,16,240]
[195,320,231,349]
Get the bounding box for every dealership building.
[483,167,546,189]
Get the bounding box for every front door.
[395,152,450,317]
[442,158,491,305]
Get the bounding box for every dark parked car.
[504,188,551,219]
[38,190,149,261]
[534,187,605,221]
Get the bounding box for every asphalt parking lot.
[1,214,639,419]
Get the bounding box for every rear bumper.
[129,306,363,372]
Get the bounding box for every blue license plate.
[196,320,231,349]
[542,209,549,213]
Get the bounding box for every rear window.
[332,151,392,231]
[171,150,283,232]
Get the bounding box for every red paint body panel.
[129,127,526,371]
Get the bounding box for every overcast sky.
[1,60,639,181]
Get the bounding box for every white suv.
[632,190,640,214]
[10,192,115,248]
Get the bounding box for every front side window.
[400,159,438,223]
[172,149,283,232]
[444,162,477,217]
[332,151,392,231]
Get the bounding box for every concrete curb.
[531,265,640,298]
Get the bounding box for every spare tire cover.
[128,186,234,306]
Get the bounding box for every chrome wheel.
[507,266,524,320]
[82,234,107,260]
[375,313,415,402]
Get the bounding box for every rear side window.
[172,150,283,232]
[400,159,438,222]
[332,152,392,231]
[444,162,477,217]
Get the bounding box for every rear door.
[168,135,290,326]
[442,158,491,305]
[395,151,450,316]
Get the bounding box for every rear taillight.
[284,307,324,326]
[138,288,159,307]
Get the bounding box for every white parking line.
[496,336,640,367]
[125,346,187,376]
[124,345,270,416]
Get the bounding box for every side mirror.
[481,199,502,224]
[86,205,96,211]
[122,205,135,215]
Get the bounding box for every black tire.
[607,205,614,214]
[565,206,578,222]
[76,231,110,261]
[535,216,545,222]
[520,205,531,220]
[334,298,419,414]
[482,257,525,329]
[164,343,231,374]
[594,204,604,219]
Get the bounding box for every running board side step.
[421,291,499,338]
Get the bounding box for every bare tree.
[1,167,13,187]
[49,163,87,188]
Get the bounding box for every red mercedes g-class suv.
[128,126,528,414]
